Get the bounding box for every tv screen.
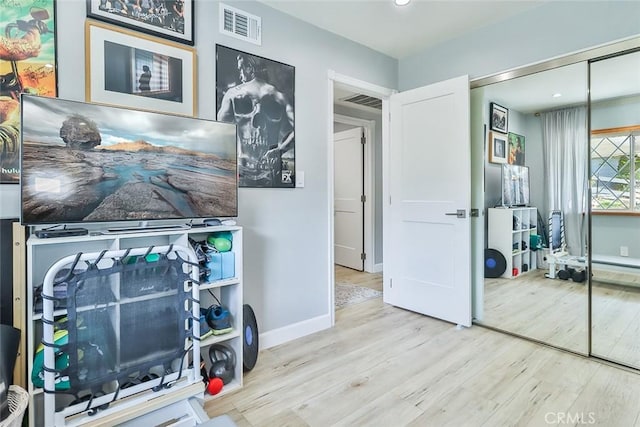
[501,164,530,207]
[20,95,238,225]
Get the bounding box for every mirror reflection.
[590,50,640,368]
[474,62,590,354]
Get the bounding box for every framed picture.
[489,132,508,164]
[85,20,196,116]
[508,132,525,166]
[1,0,57,184]
[86,0,194,46]
[216,45,295,188]
[490,102,508,133]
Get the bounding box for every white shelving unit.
[25,225,243,426]
[488,207,538,278]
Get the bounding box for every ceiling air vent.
[220,3,262,45]
[342,94,382,110]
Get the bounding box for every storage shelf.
[489,207,538,279]
[26,225,244,427]
[200,277,240,290]
[200,330,240,347]
[203,379,241,401]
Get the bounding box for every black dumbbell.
[572,269,586,283]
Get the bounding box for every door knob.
[445,209,466,218]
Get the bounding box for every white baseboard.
[259,313,332,350]
[592,255,640,289]
[592,254,640,269]
[372,263,383,273]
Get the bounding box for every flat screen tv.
[20,95,238,225]
[501,164,530,207]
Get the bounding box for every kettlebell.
[208,344,236,385]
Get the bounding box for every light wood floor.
[205,275,640,426]
[591,279,640,367]
[482,269,589,354]
[482,268,640,369]
[334,264,383,292]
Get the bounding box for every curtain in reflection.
[541,107,588,256]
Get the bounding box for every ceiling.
[256,1,640,112]
[258,0,547,60]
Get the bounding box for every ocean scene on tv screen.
[21,96,237,224]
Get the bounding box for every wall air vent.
[342,94,382,110]
[220,3,262,45]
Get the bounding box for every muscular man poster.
[216,45,295,188]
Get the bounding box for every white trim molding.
[259,314,332,349]
[333,113,376,274]
[328,69,393,327]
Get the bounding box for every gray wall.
[2,1,397,338]
[400,1,640,90]
[333,104,383,265]
[3,0,638,341]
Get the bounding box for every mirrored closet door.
[589,49,640,369]
[473,62,590,355]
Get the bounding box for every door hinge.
[361,134,366,145]
[389,278,393,288]
[361,252,366,261]
[361,194,366,203]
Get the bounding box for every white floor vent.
[220,3,262,45]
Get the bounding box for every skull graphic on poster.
[216,46,295,188]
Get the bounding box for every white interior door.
[384,75,471,326]
[334,127,364,271]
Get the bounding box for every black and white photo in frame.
[216,45,295,188]
[490,102,509,133]
[86,0,194,45]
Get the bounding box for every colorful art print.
[86,0,194,46]
[216,45,295,188]
[0,0,57,184]
[508,132,525,166]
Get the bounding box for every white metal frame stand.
[41,245,204,427]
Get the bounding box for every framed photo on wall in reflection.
[489,132,508,164]
[508,132,525,166]
[490,102,508,133]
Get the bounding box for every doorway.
[333,123,365,271]
[328,72,392,325]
